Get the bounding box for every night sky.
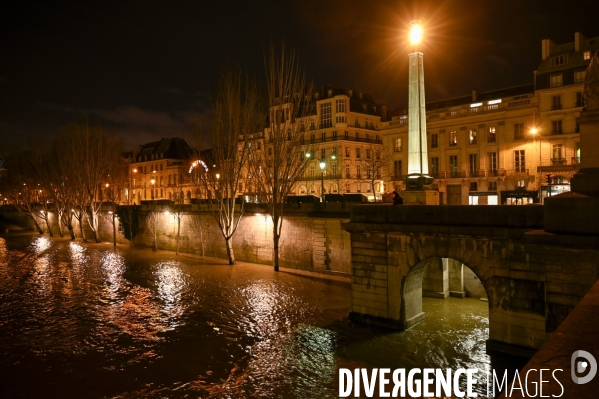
[1,0,597,150]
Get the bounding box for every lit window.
[488,126,496,143]
[394,138,402,152]
[469,129,477,144]
[550,74,563,87]
[514,150,526,172]
[584,51,591,60]
[575,70,586,84]
[449,131,457,146]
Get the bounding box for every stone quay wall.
[0,203,353,274]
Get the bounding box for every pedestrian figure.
[392,191,403,205]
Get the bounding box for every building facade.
[381,32,598,205]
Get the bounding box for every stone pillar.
[422,257,449,299]
[448,259,465,298]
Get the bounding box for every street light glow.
[409,20,422,45]
[530,127,538,135]
[319,161,326,170]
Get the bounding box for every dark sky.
[1,0,597,150]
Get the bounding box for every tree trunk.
[225,236,236,265]
[112,211,116,246]
[30,215,44,235]
[78,217,87,242]
[57,210,64,237]
[44,216,54,237]
[272,232,280,272]
[153,233,157,251]
[176,218,181,255]
[89,213,100,243]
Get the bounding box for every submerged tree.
[190,67,263,265]
[251,44,314,271]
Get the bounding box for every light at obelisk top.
[405,20,434,189]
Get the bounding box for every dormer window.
[550,74,563,87]
[584,51,591,60]
[551,54,568,66]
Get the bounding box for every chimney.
[380,104,388,121]
[575,32,586,52]
[472,89,477,102]
[541,38,555,60]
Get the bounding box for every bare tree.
[251,44,314,271]
[58,122,122,243]
[145,207,161,251]
[190,67,262,264]
[188,212,207,258]
[357,144,391,201]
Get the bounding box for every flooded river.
[0,235,506,398]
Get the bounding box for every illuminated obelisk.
[403,20,438,204]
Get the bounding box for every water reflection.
[0,236,500,398]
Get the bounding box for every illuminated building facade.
[382,32,599,205]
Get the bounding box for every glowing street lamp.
[306,152,336,202]
[410,21,423,45]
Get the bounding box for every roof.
[133,137,192,162]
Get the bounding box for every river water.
[0,235,505,398]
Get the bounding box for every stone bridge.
[343,204,599,356]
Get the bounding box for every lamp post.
[151,178,155,201]
[530,127,543,202]
[404,20,433,189]
[306,152,336,202]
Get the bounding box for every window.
[394,138,402,152]
[160,176,163,186]
[551,54,568,66]
[366,149,371,159]
[345,146,350,157]
[345,164,350,178]
[431,133,438,148]
[346,183,350,192]
[356,132,360,140]
[449,131,457,146]
[488,152,497,174]
[430,157,439,177]
[321,132,326,142]
[514,123,525,140]
[552,144,564,164]
[469,129,477,144]
[488,181,497,191]
[344,131,349,140]
[160,164,163,171]
[488,126,496,143]
[336,116,346,123]
[321,148,326,158]
[332,164,337,177]
[449,155,458,176]
[355,117,359,127]
[356,148,361,158]
[551,120,563,135]
[320,102,332,128]
[366,166,372,178]
[517,180,526,188]
[268,147,272,155]
[470,182,478,192]
[551,95,562,110]
[514,150,526,172]
[336,98,346,113]
[356,164,361,178]
[468,154,478,176]
[584,51,591,60]
[310,119,315,130]
[550,74,563,87]
[376,134,380,141]
[394,160,402,178]
[576,92,584,107]
[257,142,262,150]
[287,129,292,141]
[310,134,315,143]
[332,147,337,156]
[575,70,586,84]
[310,165,315,179]
[332,131,337,140]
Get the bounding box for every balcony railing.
[551,129,563,135]
[551,158,567,165]
[572,156,581,164]
[551,104,562,110]
[300,136,382,145]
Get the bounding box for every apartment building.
[382,32,598,205]
[129,137,195,204]
[295,86,386,200]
